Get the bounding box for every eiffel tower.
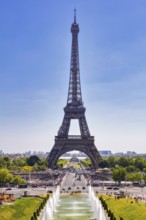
[48,10,101,169]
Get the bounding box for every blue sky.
[0,0,146,154]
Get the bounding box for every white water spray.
[88,185,107,220]
[40,186,60,220]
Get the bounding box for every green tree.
[5,173,13,183]
[0,157,7,168]
[134,156,145,171]
[36,158,48,171]
[143,168,146,173]
[133,172,142,182]
[3,156,10,163]
[118,157,129,167]
[22,166,33,173]
[0,168,13,189]
[143,174,146,183]
[126,173,134,182]
[13,175,26,185]
[127,158,135,166]
[126,165,135,173]
[99,159,109,168]
[126,172,142,182]
[37,158,48,166]
[27,155,40,166]
[108,156,118,168]
[112,167,126,184]
[57,159,68,168]
[80,158,92,167]
[32,163,39,172]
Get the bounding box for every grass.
[100,195,146,220]
[69,162,82,169]
[0,197,42,220]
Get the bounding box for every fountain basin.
[53,195,93,220]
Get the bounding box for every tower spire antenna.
[74,8,76,23]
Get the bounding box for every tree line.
[0,168,26,187]
[99,156,146,184]
[0,155,48,172]
[1,154,146,185]
[81,156,146,184]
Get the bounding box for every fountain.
[53,195,93,220]
[40,184,107,220]
[40,186,60,220]
[88,185,107,220]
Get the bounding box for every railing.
[55,135,94,140]
[68,135,82,139]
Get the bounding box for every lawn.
[0,197,42,220]
[69,162,82,169]
[100,195,146,220]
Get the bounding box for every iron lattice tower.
[48,11,101,169]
